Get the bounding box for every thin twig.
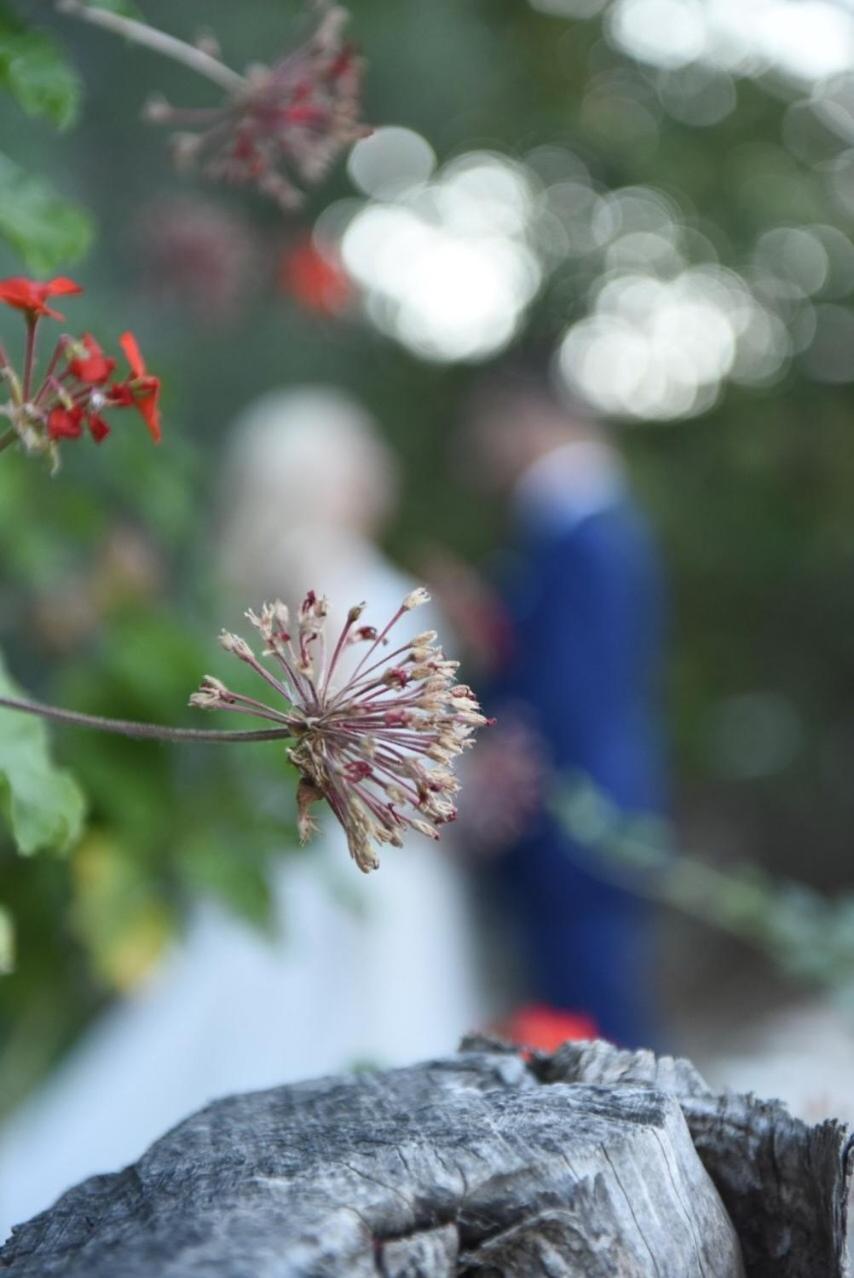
[0,695,297,745]
[56,0,246,94]
[0,429,18,455]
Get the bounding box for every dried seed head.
[191,587,491,872]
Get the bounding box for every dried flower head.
[190,590,491,872]
[147,5,369,211]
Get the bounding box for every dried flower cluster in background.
[191,589,491,872]
[134,196,258,322]
[145,5,369,210]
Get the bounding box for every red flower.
[87,412,111,443]
[279,238,352,316]
[69,334,115,385]
[47,406,84,441]
[494,1004,598,1054]
[47,404,111,445]
[0,276,83,322]
[111,332,162,443]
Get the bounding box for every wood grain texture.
[531,1037,854,1278]
[1,1048,741,1277]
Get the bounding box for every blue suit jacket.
[488,495,666,1045]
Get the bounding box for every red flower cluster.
[0,276,161,467]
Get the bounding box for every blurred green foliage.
[0,1,91,269]
[556,772,854,992]
[0,1,80,128]
[0,154,92,271]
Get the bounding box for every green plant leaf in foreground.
[0,6,80,129]
[0,653,86,856]
[0,905,12,974]
[0,152,92,272]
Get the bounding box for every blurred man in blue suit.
[452,367,667,1047]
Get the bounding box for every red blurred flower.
[0,276,83,322]
[110,332,162,443]
[279,237,352,316]
[68,334,115,385]
[495,1004,598,1054]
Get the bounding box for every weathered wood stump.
[1,1038,850,1277]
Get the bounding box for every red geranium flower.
[0,276,83,322]
[47,406,84,441]
[69,334,115,385]
[494,1004,598,1054]
[87,412,111,443]
[110,332,162,443]
[47,404,111,445]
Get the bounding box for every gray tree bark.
[1,1038,849,1277]
[535,1036,853,1278]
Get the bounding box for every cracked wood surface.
[0,1039,847,1277]
[535,1037,854,1278]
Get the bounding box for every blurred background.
[4,0,854,1223]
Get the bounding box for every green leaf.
[0,905,13,974]
[0,652,86,856]
[0,152,93,272]
[0,7,80,129]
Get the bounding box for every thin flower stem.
[349,607,405,684]
[33,338,70,407]
[21,318,37,402]
[0,695,296,744]
[0,429,18,455]
[55,0,246,94]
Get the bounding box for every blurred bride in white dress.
[0,387,485,1239]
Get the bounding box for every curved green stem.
[0,695,296,745]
